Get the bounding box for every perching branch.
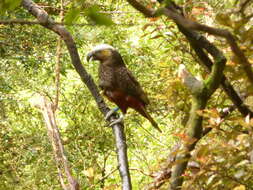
[21,0,132,189]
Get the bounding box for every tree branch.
[125,0,253,117]
[177,25,253,117]
[237,0,253,14]
[162,4,253,85]
[171,52,226,189]
[125,1,252,189]
[36,96,79,190]
[53,0,64,112]
[0,19,135,26]
[21,0,132,189]
[147,103,237,189]
[125,0,156,17]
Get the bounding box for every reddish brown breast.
[104,90,128,113]
[103,89,145,114]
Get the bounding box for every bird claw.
[104,107,123,126]
[105,107,120,121]
[109,114,124,126]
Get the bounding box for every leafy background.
[0,0,253,189]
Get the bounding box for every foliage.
[0,0,21,15]
[0,0,253,189]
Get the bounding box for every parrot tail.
[142,108,162,133]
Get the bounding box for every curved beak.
[86,51,94,62]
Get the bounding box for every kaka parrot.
[87,44,161,132]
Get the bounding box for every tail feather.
[141,108,162,133]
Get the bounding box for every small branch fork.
[21,0,132,189]
[176,25,253,117]
[35,96,80,190]
[127,0,253,84]
[170,54,226,189]
[161,4,253,85]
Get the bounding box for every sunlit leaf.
[83,167,94,178]
[241,27,253,42]
[215,13,232,27]
[6,0,21,10]
[233,185,246,190]
[65,7,81,24]
[196,108,220,118]
[174,133,197,144]
[0,0,21,14]
[191,7,206,16]
[142,23,154,31]
[149,17,159,22]
[86,5,114,26]
[195,144,209,159]
[103,184,121,190]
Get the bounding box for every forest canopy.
[0,0,253,189]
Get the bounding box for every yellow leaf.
[233,185,246,190]
[83,167,94,178]
[103,184,120,190]
[215,13,232,27]
[174,133,197,144]
[226,60,236,66]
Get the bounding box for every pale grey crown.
[92,44,115,52]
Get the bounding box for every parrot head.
[87,44,125,66]
[87,44,115,62]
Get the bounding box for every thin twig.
[0,19,136,26]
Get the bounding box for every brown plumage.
[87,44,161,132]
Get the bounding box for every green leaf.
[0,0,21,14]
[6,0,21,11]
[65,7,81,24]
[215,13,232,27]
[86,5,114,26]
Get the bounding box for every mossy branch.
[171,55,226,189]
[204,55,226,96]
[177,25,253,117]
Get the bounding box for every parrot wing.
[119,68,150,105]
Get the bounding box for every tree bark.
[171,53,226,189]
[37,96,79,190]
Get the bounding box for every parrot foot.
[105,107,124,126]
[105,107,120,121]
[109,114,124,126]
